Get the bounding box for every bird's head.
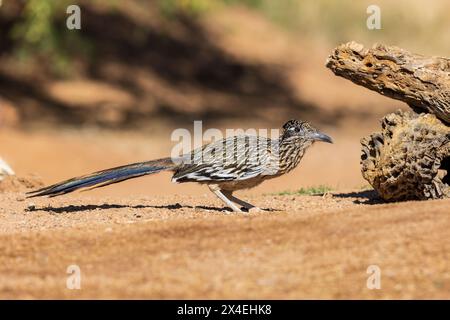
[281,119,333,144]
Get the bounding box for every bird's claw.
[247,207,262,213]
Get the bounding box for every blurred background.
[0,0,449,196]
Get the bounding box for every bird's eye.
[288,126,301,133]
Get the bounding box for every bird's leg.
[208,185,242,213]
[223,191,261,213]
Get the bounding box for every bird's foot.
[247,206,262,213]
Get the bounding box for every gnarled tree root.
[361,110,449,201]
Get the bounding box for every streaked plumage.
[28,120,332,212]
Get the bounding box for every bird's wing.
[172,135,278,183]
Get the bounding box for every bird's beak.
[309,131,333,144]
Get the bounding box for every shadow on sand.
[332,189,383,205]
[27,203,275,214]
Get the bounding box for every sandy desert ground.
[0,128,449,299]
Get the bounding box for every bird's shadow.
[27,203,275,214]
[332,189,383,205]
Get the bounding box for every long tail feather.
[27,157,175,198]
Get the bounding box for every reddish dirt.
[0,175,43,193]
[0,128,449,299]
[0,191,449,299]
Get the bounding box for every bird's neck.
[277,137,310,173]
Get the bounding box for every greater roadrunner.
[28,120,332,212]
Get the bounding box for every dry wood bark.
[326,42,450,201]
[326,42,450,124]
[361,110,449,201]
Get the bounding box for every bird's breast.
[277,143,306,174]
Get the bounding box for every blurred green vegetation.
[158,0,212,16]
[172,0,449,58]
[6,0,210,75]
[223,0,450,55]
[7,0,95,76]
[3,0,450,77]
[271,185,333,196]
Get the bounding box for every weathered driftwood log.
[361,110,449,201]
[326,42,450,201]
[326,42,450,124]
